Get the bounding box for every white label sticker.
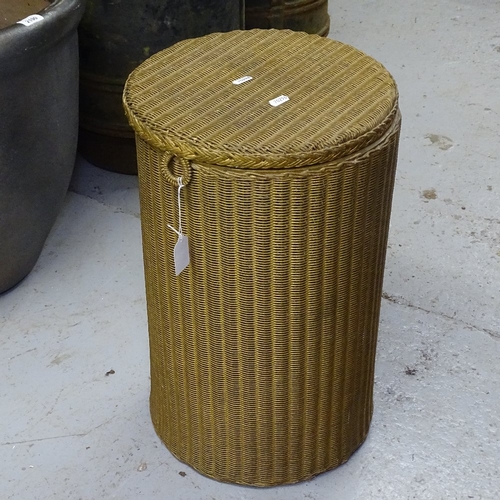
[17,15,44,27]
[232,76,253,85]
[269,95,290,107]
[174,235,190,276]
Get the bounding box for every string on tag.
[167,176,191,276]
[168,177,184,237]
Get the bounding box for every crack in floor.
[1,416,118,447]
[382,292,500,340]
[1,433,88,446]
[68,188,140,219]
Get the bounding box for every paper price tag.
[232,76,253,85]
[167,176,190,276]
[269,95,290,107]
[173,235,190,276]
[17,15,44,27]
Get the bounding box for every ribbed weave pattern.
[124,29,398,170]
[124,29,401,486]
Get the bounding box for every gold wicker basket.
[123,29,400,487]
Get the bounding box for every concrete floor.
[1,0,499,498]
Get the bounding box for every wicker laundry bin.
[123,29,401,487]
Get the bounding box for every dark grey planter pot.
[78,0,245,175]
[0,0,84,294]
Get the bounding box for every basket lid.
[123,29,398,170]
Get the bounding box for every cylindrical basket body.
[245,0,330,36]
[124,30,401,486]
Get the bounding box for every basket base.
[150,401,372,487]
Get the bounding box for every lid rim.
[122,29,399,170]
[124,97,399,170]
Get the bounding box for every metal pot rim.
[0,0,84,69]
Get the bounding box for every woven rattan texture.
[123,29,398,171]
[136,118,400,485]
[126,29,401,486]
